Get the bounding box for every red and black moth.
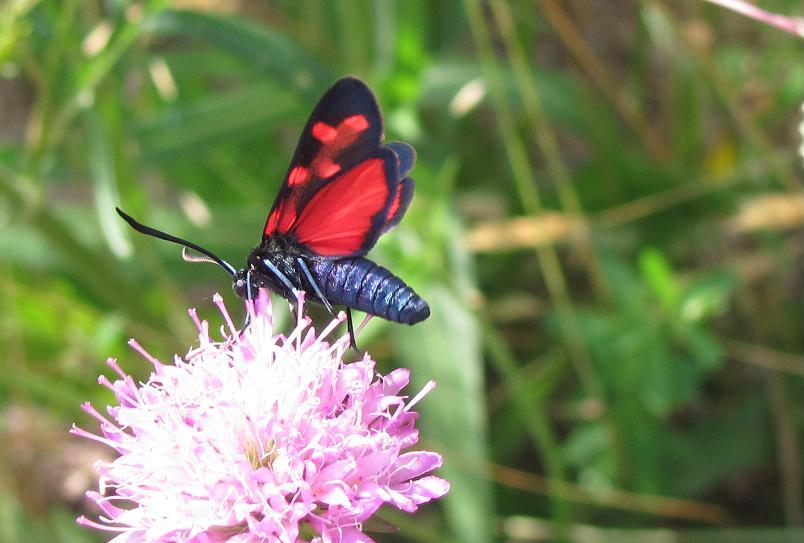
[117,77,430,349]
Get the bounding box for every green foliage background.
[1,1,802,542]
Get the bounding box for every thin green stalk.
[462,0,607,412]
[538,0,671,162]
[20,0,78,177]
[490,0,581,215]
[648,0,799,191]
[488,0,607,300]
[482,320,572,529]
[464,0,627,536]
[29,0,169,180]
[596,151,797,227]
[767,371,804,525]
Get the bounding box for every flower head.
[72,291,448,543]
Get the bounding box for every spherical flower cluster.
[72,291,448,543]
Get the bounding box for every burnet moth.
[117,77,430,349]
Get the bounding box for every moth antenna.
[116,207,237,277]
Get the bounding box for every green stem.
[482,320,573,532]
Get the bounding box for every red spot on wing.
[316,158,341,178]
[382,177,414,233]
[342,114,369,132]
[264,209,279,234]
[287,166,310,186]
[308,115,372,182]
[313,116,370,149]
[264,199,298,236]
[291,158,391,256]
[278,202,297,233]
[387,187,403,221]
[312,122,337,143]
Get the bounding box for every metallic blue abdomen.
[310,257,429,324]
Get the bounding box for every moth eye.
[233,278,246,295]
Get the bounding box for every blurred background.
[1,1,802,542]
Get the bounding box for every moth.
[117,77,429,348]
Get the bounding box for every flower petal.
[389,451,443,484]
[404,476,451,504]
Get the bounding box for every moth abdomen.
[311,257,429,325]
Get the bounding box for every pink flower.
[72,290,448,543]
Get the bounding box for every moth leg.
[346,308,360,353]
[245,268,255,300]
[297,257,334,315]
[262,259,297,294]
[261,259,305,324]
[242,268,254,329]
[356,313,373,336]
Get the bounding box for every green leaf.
[144,9,334,97]
[136,82,297,161]
[86,108,133,258]
[679,270,737,323]
[638,247,680,311]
